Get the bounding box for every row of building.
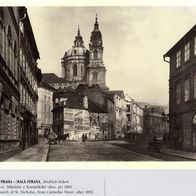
[0,7,42,160]
[37,16,169,142]
[37,80,169,142]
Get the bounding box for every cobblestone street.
[47,141,161,161]
[47,140,194,161]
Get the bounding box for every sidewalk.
[4,138,49,162]
[124,139,196,161]
[162,148,196,160]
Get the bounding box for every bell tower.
[87,15,107,90]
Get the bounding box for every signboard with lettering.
[63,108,90,134]
[64,108,74,121]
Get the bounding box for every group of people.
[82,133,88,142]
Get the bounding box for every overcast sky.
[27,6,196,106]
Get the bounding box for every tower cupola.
[90,15,103,47]
[74,26,84,47]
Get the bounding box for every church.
[43,15,108,91]
[41,16,127,140]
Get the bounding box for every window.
[194,75,196,99]
[93,50,98,59]
[184,42,190,62]
[184,79,190,102]
[127,104,130,112]
[176,50,181,68]
[92,72,97,82]
[13,41,17,79]
[127,114,131,121]
[176,83,181,104]
[73,64,77,76]
[0,9,4,57]
[81,66,83,75]
[7,26,12,69]
[19,48,23,67]
[194,37,196,56]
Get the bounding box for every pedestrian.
[82,134,84,142]
[84,134,87,142]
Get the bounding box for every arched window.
[92,72,97,82]
[73,64,77,76]
[93,50,98,59]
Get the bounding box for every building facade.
[37,82,56,137]
[164,25,196,151]
[108,91,127,139]
[0,7,21,160]
[19,7,42,150]
[77,84,115,139]
[52,88,112,141]
[0,7,41,160]
[143,105,169,142]
[125,97,143,139]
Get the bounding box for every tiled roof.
[42,73,65,83]
[38,82,57,92]
[53,89,107,113]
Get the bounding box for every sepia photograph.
[1,6,196,162]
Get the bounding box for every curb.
[41,143,50,162]
[161,151,196,161]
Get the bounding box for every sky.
[26,6,196,106]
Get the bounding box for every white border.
[1,0,196,7]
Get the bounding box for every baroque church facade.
[61,16,108,90]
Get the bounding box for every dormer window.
[176,50,181,68]
[184,42,190,62]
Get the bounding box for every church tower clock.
[87,15,107,90]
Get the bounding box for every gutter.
[163,55,170,63]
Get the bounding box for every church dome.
[66,46,87,57]
[64,27,87,58]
